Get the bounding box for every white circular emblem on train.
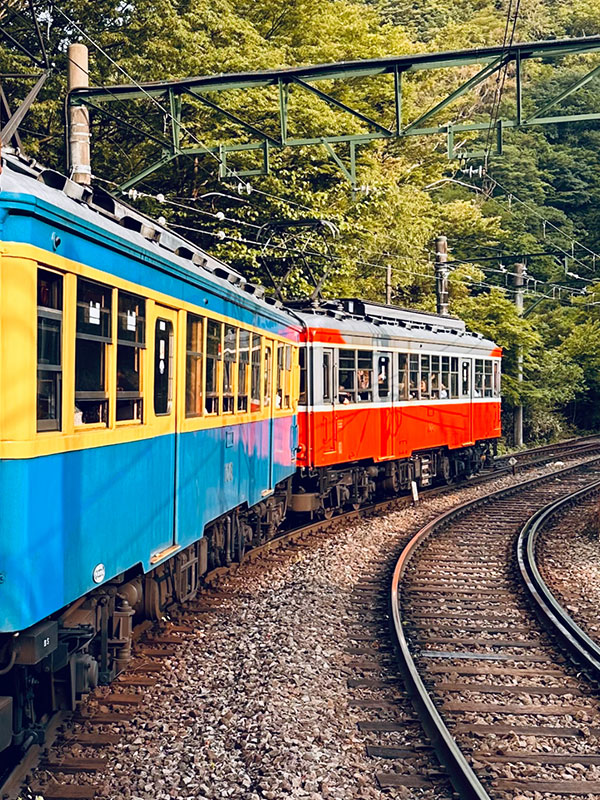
[92,563,106,584]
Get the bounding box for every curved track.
[391,459,600,799]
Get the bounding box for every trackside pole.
[68,43,91,185]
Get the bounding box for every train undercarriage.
[0,438,494,773]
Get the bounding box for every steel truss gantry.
[68,35,600,190]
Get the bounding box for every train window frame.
[251,333,262,412]
[431,355,440,399]
[338,349,356,404]
[185,313,204,418]
[237,329,250,413]
[276,343,285,409]
[153,318,173,416]
[116,291,145,423]
[484,359,493,397]
[398,353,408,400]
[493,360,501,398]
[223,324,237,414]
[37,268,63,432]
[377,354,390,400]
[205,319,222,415]
[322,349,333,403]
[474,358,484,397]
[284,344,292,409]
[461,359,471,398]
[409,355,419,399]
[75,277,112,427]
[299,346,307,405]
[441,356,450,400]
[450,357,459,399]
[263,342,272,407]
[357,350,373,402]
[420,355,430,399]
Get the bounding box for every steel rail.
[389,457,600,800]
[517,478,600,680]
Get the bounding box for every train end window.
[284,344,292,408]
[37,269,63,432]
[75,278,111,426]
[264,344,272,406]
[276,343,284,409]
[299,346,307,405]
[461,359,471,397]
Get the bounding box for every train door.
[321,348,336,455]
[264,338,275,488]
[461,357,473,444]
[376,352,394,459]
[152,305,179,548]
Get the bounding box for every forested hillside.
[2,0,600,442]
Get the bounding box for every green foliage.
[4,0,600,442]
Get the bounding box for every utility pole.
[68,43,91,185]
[435,235,449,315]
[513,262,525,447]
[386,264,392,305]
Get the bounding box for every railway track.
[5,436,600,800]
[391,458,600,798]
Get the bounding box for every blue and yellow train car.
[0,151,300,753]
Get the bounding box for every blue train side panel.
[1,414,297,632]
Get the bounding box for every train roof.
[290,299,499,353]
[0,148,296,327]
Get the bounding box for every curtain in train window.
[338,349,356,403]
[186,314,203,417]
[223,325,237,413]
[238,329,250,412]
[37,269,63,431]
[205,320,222,414]
[75,278,111,425]
[117,291,145,421]
[251,333,262,411]
[154,318,173,415]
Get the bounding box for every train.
[0,147,501,763]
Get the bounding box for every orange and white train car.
[289,299,501,515]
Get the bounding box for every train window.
[264,344,272,406]
[116,292,145,422]
[339,349,356,404]
[186,314,204,417]
[357,351,372,401]
[431,355,440,399]
[484,360,493,397]
[409,355,419,399]
[75,278,111,426]
[238,329,250,412]
[461,360,470,397]
[154,318,173,415]
[398,353,408,400]
[450,357,459,398]
[205,320,221,414]
[441,356,450,400]
[251,334,262,411]
[284,344,292,408]
[276,344,285,408]
[493,361,501,397]
[323,350,333,403]
[474,359,484,397]
[420,355,430,399]
[377,355,390,400]
[37,269,63,432]
[299,347,307,405]
[223,325,237,414]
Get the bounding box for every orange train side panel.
[297,401,501,469]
